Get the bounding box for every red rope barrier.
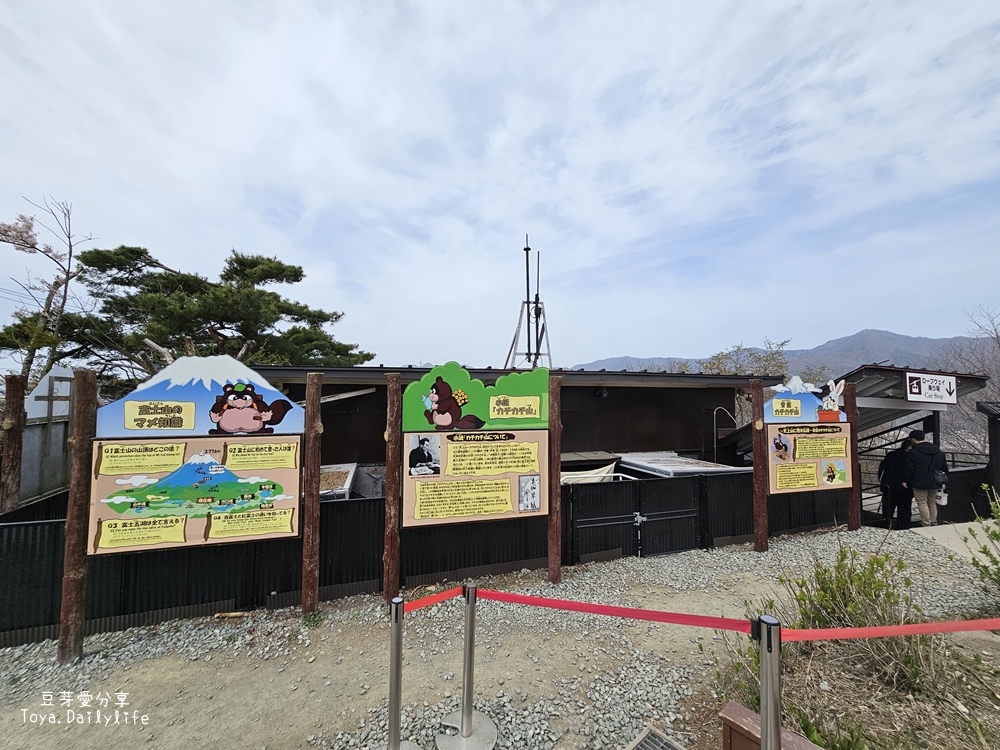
[478,589,752,633]
[403,586,463,613]
[784,617,1000,642]
[402,586,1000,643]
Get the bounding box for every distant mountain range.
[572,329,976,379]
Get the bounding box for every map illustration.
[100,452,289,518]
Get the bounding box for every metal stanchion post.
[758,614,782,750]
[436,585,498,750]
[378,597,422,750]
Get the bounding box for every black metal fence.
[1,474,854,647]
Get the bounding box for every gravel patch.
[1,525,992,748]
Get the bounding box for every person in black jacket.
[878,438,913,530]
[408,437,439,476]
[903,430,947,526]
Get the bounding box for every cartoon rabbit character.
[823,380,845,411]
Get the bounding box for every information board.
[400,362,549,527]
[765,423,853,495]
[88,434,301,554]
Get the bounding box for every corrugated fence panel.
[0,477,864,645]
[401,514,548,582]
[320,498,383,588]
[769,490,849,535]
[0,520,64,632]
[570,481,638,562]
[703,473,754,544]
[19,420,70,503]
[636,477,701,555]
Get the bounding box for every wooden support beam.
[301,372,323,615]
[547,375,563,584]
[1,375,27,515]
[750,380,768,553]
[844,382,862,531]
[57,369,97,665]
[383,373,402,602]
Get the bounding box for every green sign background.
[402,362,549,432]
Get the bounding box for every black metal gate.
[568,477,701,563]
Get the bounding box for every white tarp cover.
[618,451,751,477]
[560,463,618,485]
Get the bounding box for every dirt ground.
[4,558,997,750]
[1,566,772,750]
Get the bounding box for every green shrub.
[783,541,944,693]
[302,609,324,628]
[788,545,913,630]
[964,485,1000,607]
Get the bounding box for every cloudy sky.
[2,2,999,371]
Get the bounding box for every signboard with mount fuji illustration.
[97,355,304,438]
[89,355,304,554]
[88,434,301,554]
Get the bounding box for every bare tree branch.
[143,338,175,365]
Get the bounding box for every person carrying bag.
[902,430,948,526]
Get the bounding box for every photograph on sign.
[766,423,853,495]
[402,429,549,527]
[88,435,301,554]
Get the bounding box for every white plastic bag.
[934,490,948,506]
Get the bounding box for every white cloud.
[113,475,157,487]
[2,1,999,369]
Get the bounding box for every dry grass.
[684,534,1000,750]
[683,633,1000,750]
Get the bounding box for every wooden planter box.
[720,701,822,750]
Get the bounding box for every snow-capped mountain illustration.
[101,450,286,518]
[97,354,304,438]
[133,355,273,393]
[153,452,242,489]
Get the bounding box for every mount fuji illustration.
[98,355,304,438]
[103,451,284,518]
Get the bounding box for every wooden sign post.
[750,380,769,553]
[0,374,26,515]
[844,382,861,531]
[58,369,97,664]
[383,373,402,603]
[301,372,323,615]
[547,375,563,584]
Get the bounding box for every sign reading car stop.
[905,372,957,404]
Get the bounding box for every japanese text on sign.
[95,442,186,475]
[124,401,196,430]
[223,442,298,470]
[488,395,541,420]
[206,508,295,538]
[445,440,539,477]
[94,515,186,550]
[775,463,819,490]
[772,399,802,418]
[414,479,512,519]
[794,437,848,460]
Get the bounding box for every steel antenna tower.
[504,235,552,369]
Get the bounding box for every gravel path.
[1,526,992,749]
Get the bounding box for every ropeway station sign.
[905,372,957,404]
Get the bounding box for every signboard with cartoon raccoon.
[88,355,303,554]
[400,362,549,527]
